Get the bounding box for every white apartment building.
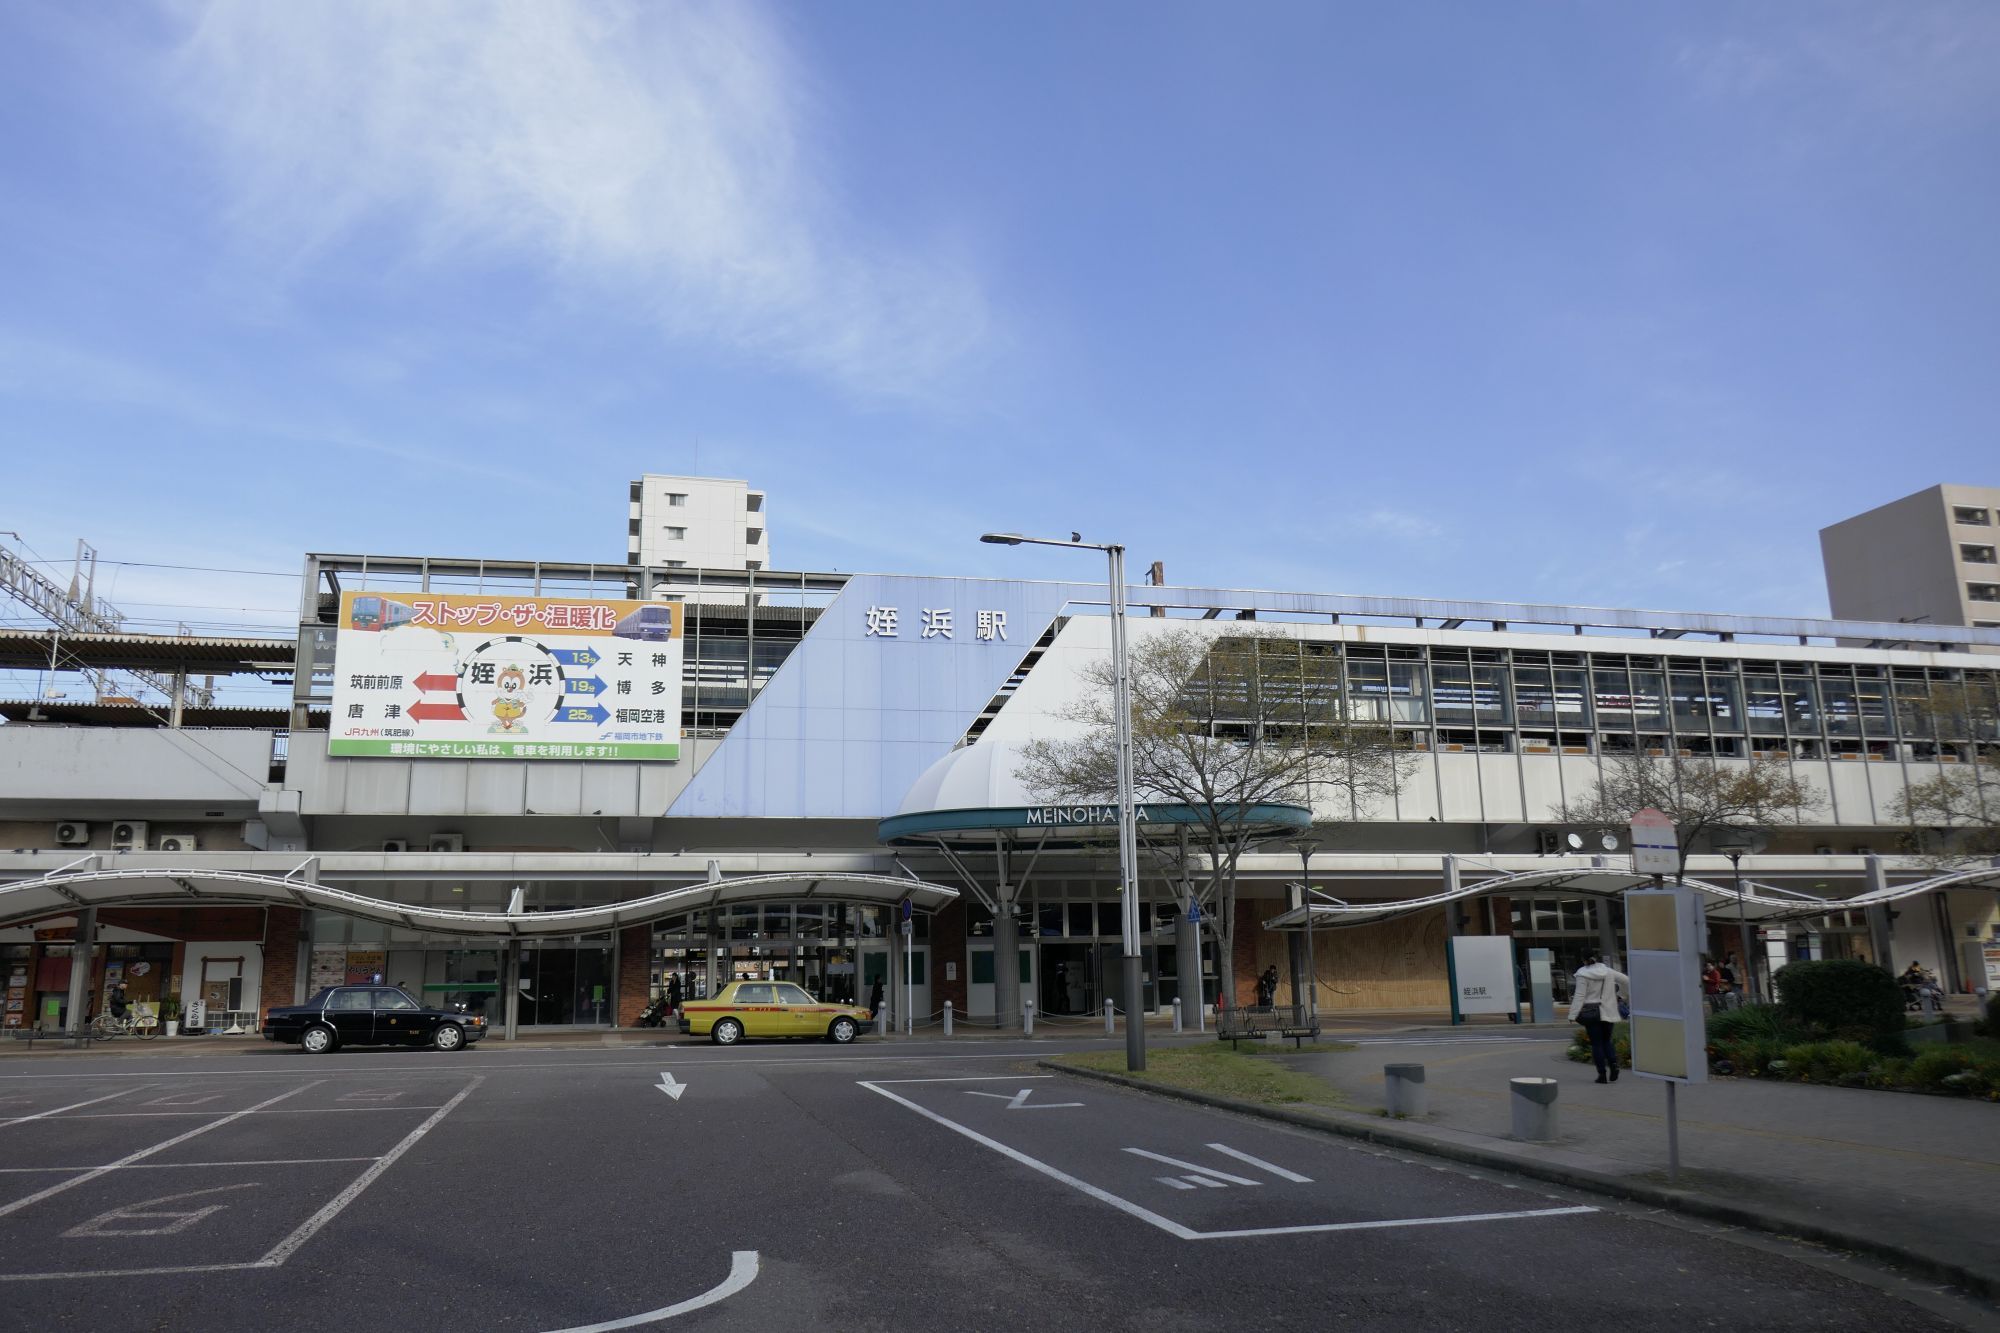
[627,474,769,572]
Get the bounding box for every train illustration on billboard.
[350,595,418,632]
[612,604,677,642]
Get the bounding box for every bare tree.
[1560,750,1820,880]
[1017,627,1411,1005]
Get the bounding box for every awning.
[0,866,957,937]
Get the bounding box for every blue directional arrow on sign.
[553,703,610,725]
[562,675,608,696]
[551,647,601,668]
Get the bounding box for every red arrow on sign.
[413,672,458,694]
[406,701,465,722]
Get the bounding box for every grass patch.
[1055,1041,1352,1108]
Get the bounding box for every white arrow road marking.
[656,1072,685,1101]
[1123,1149,1261,1187]
[64,1184,258,1238]
[539,1250,760,1332]
[963,1088,1082,1110]
[1206,1143,1313,1183]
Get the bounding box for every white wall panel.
[1436,755,1483,821]
[525,764,585,816]
[1478,754,1525,822]
[1518,757,1567,823]
[408,764,468,817]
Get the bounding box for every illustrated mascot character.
[490,664,529,734]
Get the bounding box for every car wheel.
[432,1023,465,1052]
[828,1017,858,1044]
[712,1017,744,1046]
[301,1024,335,1055]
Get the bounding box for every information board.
[329,591,683,761]
[1449,936,1517,1017]
[1624,885,1708,1084]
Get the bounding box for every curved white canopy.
[1262,864,1935,932]
[0,867,958,937]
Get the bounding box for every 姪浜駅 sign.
[328,591,683,761]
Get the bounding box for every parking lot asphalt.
[0,1038,1983,1332]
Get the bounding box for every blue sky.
[1,1,1995,646]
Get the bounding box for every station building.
[3,551,1998,1037]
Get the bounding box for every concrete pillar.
[886,907,903,1035]
[64,906,97,1038]
[1286,878,1308,1011]
[502,941,520,1040]
[1443,855,1463,937]
[1175,906,1203,1031]
[1385,1063,1427,1117]
[703,910,718,998]
[1864,854,1895,972]
[1597,895,1619,965]
[993,888,1022,1033]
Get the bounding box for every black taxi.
[263,985,487,1054]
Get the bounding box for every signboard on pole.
[1629,808,1679,877]
[1448,936,1517,1017]
[1624,885,1708,1084]
[329,591,683,761]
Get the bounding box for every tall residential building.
[1820,483,2000,646]
[627,474,769,571]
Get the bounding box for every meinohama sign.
[329,591,683,761]
[1629,807,1679,877]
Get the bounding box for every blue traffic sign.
[1187,902,1202,924]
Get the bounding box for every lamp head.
[980,533,1023,546]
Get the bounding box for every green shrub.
[1773,960,1905,1048]
[1866,1058,1911,1089]
[1707,1003,1796,1045]
[1909,1046,1975,1089]
[1779,1040,1874,1084]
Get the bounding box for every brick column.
[260,907,303,1021]
[616,924,652,1027]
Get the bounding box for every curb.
[1039,1059,1998,1303]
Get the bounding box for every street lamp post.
[983,531,1145,1072]
[1288,839,1318,1025]
[1716,834,1765,1006]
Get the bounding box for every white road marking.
[871,1074,1054,1085]
[964,1087,1082,1110]
[0,1082,320,1220]
[865,1078,1601,1242]
[143,1093,225,1108]
[1123,1149,1262,1187]
[538,1250,760,1332]
[66,1106,446,1118]
[335,1090,403,1103]
[0,1085,153,1127]
[1206,1142,1314,1183]
[861,1080,1200,1240]
[256,1077,482,1266]
[1193,1206,1599,1240]
[656,1072,685,1101]
[64,1183,259,1238]
[1160,1177,1196,1190]
[0,1157,380,1174]
[0,1050,1069,1081]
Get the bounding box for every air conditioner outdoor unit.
[55,821,90,846]
[1813,845,1834,856]
[111,821,149,850]
[428,833,465,854]
[156,833,198,853]
[382,839,409,853]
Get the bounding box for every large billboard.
[328,591,683,761]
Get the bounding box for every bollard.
[1105,999,1115,1035]
[1023,999,1035,1037]
[1172,997,1183,1034]
[1509,1076,1559,1142]
[875,1007,888,1038]
[1921,989,1938,1019]
[943,1000,953,1038]
[1384,1063,1426,1118]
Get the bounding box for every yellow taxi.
[678,980,874,1046]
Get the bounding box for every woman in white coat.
[1567,954,1630,1083]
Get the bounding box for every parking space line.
[0,1157,383,1175]
[1193,1206,1598,1240]
[0,1082,322,1221]
[66,1106,446,1118]
[862,1078,1601,1243]
[257,1077,483,1266]
[0,1085,154,1127]
[859,1080,1200,1241]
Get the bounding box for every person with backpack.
[1567,954,1631,1084]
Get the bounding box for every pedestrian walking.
[1717,958,1739,1011]
[1567,954,1630,1084]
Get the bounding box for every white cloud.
[164,1,989,398]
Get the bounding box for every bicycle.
[88,1010,159,1041]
